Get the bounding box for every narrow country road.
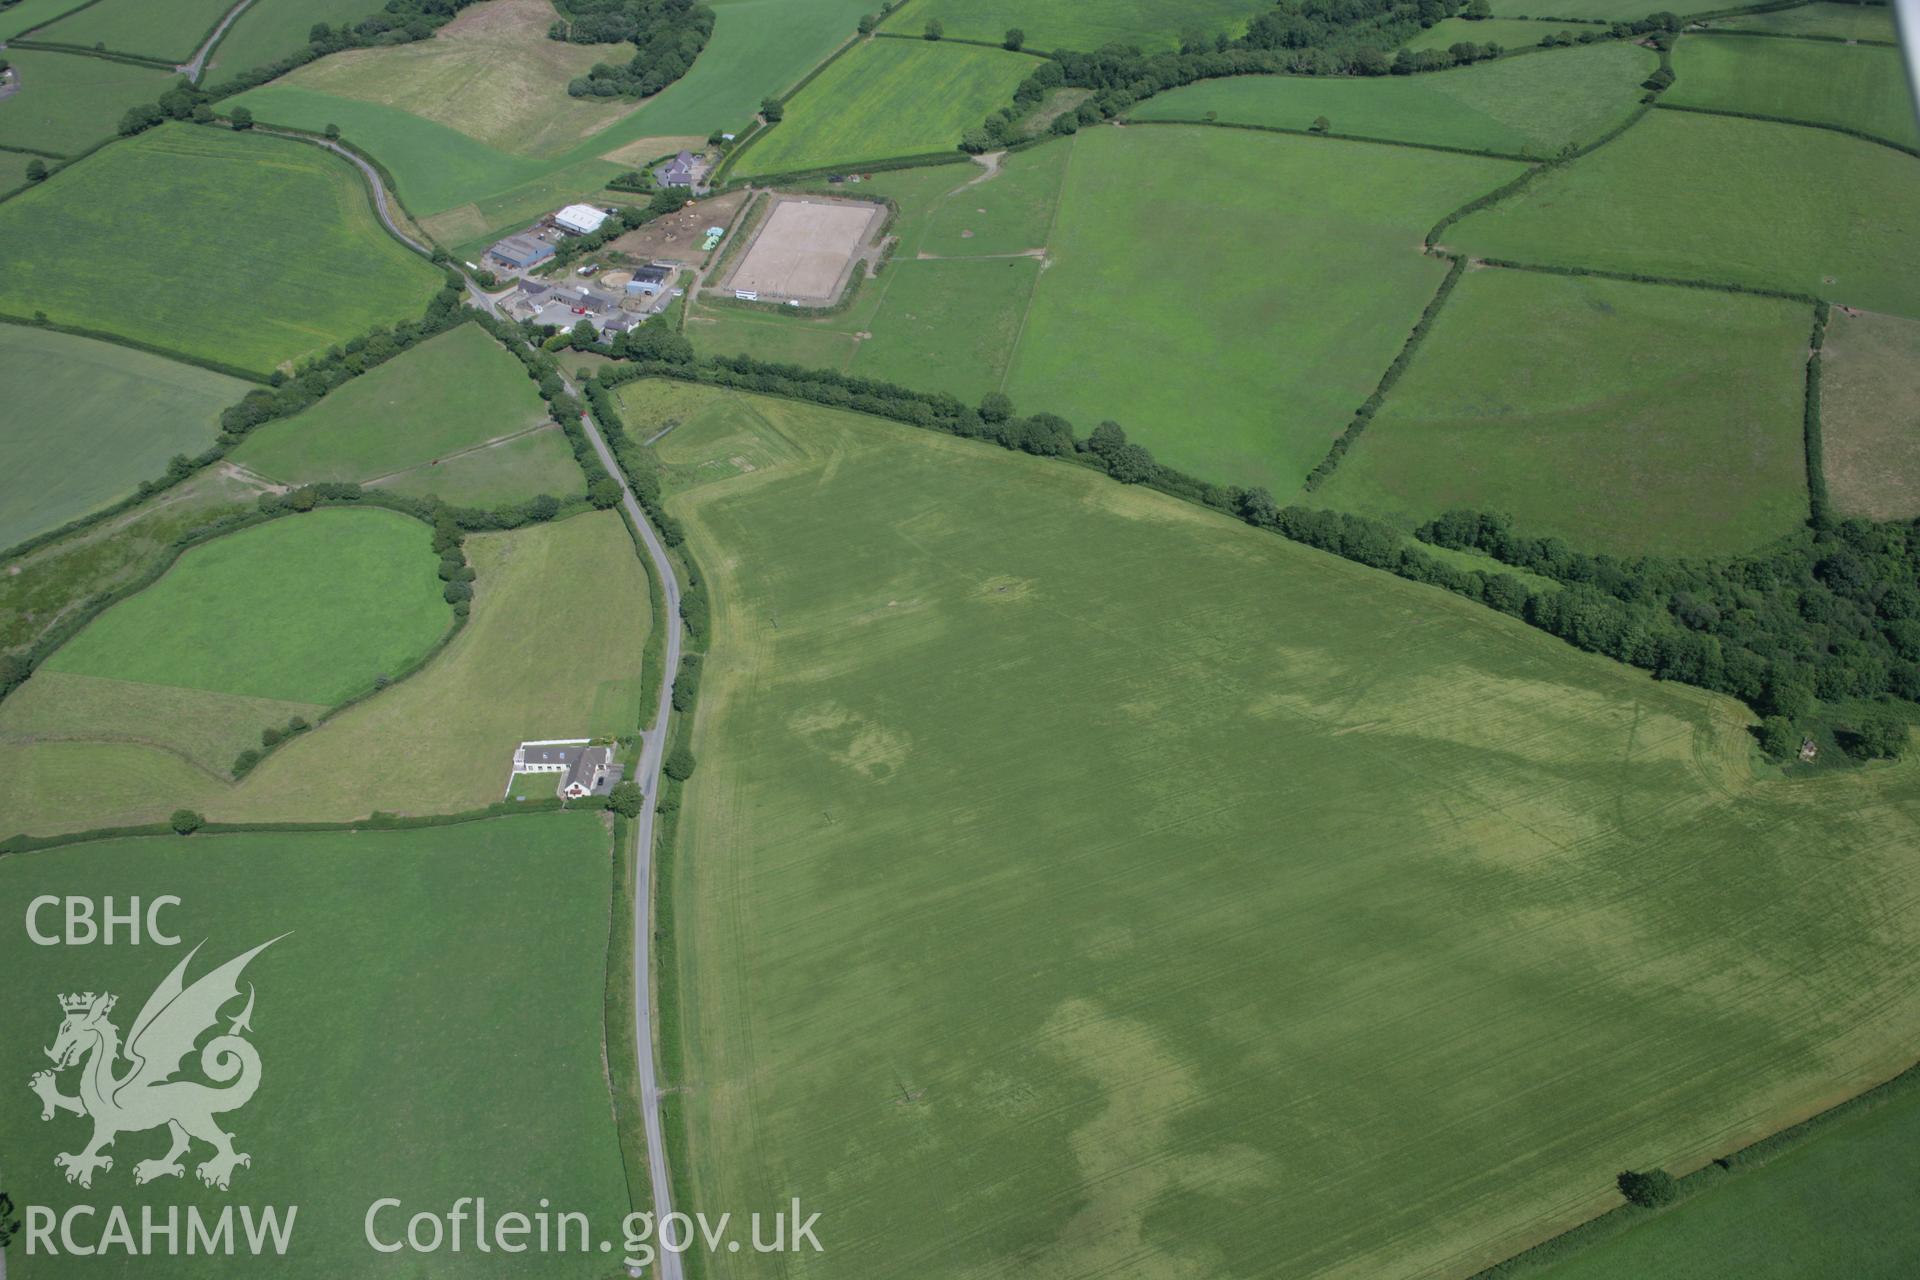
[178,0,255,82]
[258,126,431,257]
[573,373,688,1280]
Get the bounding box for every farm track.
[179,0,255,82]
[257,125,433,256]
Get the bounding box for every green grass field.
[229,323,561,493]
[0,510,648,833]
[1535,1077,1920,1277]
[0,150,39,192]
[0,0,91,39]
[1132,41,1655,155]
[0,125,445,373]
[1820,307,1920,521]
[0,325,245,550]
[44,508,450,704]
[1491,0,1708,16]
[371,427,589,508]
[32,0,237,61]
[0,817,634,1277]
[206,0,386,81]
[0,47,174,155]
[1667,35,1919,148]
[879,0,1272,51]
[1714,2,1898,41]
[1446,110,1920,319]
[849,257,1042,401]
[651,381,1920,1280]
[734,38,1036,178]
[1007,125,1523,490]
[1313,268,1813,556]
[1402,16,1584,51]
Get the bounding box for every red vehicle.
[571,306,588,315]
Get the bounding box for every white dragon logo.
[28,937,283,1191]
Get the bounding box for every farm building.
[655,150,701,188]
[554,204,611,236]
[488,233,555,271]
[628,265,671,295]
[508,740,620,799]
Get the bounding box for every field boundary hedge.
[711,29,866,185]
[0,140,70,159]
[1475,255,1820,305]
[0,799,595,857]
[1303,253,1466,489]
[1802,300,1832,527]
[1690,24,1896,48]
[601,810,651,1224]
[1472,1054,1920,1277]
[2,0,103,39]
[4,38,176,68]
[0,310,270,382]
[1653,100,1920,159]
[1121,115,1533,162]
[873,30,1049,58]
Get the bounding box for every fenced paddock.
[718,196,882,305]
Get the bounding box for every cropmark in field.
[647,380,1920,1280]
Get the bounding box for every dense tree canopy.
[553,0,715,98]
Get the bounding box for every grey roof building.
[561,746,614,798]
[488,233,555,270]
[655,150,699,188]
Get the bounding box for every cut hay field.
[42,507,450,704]
[0,817,633,1278]
[32,0,236,61]
[1534,1076,1920,1278]
[0,325,246,550]
[1819,308,1920,521]
[733,38,1036,178]
[207,0,387,82]
[880,0,1272,51]
[1007,125,1523,490]
[372,427,588,508]
[1714,2,1898,41]
[1446,110,1920,319]
[0,47,174,155]
[231,0,873,250]
[229,323,573,504]
[0,125,445,373]
[1131,41,1655,156]
[258,0,637,158]
[1314,268,1813,557]
[653,381,1920,1280]
[1667,35,1920,149]
[0,510,648,834]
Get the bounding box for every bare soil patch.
[607,189,749,265]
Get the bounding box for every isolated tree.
[1236,486,1280,528]
[170,809,204,835]
[1086,419,1127,459]
[230,106,254,130]
[858,12,876,34]
[664,745,697,781]
[978,391,1013,423]
[608,781,644,818]
[1309,115,1331,134]
[760,95,783,123]
[309,21,333,42]
[924,17,943,39]
[1004,27,1025,50]
[1851,710,1908,760]
[1463,0,1491,16]
[324,122,341,140]
[1617,1168,1677,1209]
[24,159,46,182]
